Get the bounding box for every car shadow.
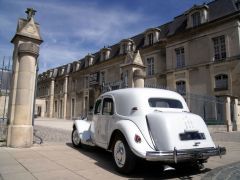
[66,143,211,179]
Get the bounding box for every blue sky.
[0,0,209,72]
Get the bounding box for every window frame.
[94,99,102,115]
[176,80,186,95]
[146,57,155,76]
[148,33,154,46]
[214,74,228,91]
[191,11,201,27]
[212,35,226,61]
[175,47,185,68]
[102,98,114,116]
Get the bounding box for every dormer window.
[187,4,209,28]
[144,28,161,46]
[60,67,65,75]
[100,47,111,61]
[148,33,154,45]
[85,54,94,67]
[120,39,135,54]
[235,0,240,9]
[192,11,201,27]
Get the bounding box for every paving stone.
[33,169,86,180]
[1,172,36,180]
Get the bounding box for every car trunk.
[146,111,216,151]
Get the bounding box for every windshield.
[148,98,183,109]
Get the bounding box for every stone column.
[7,43,39,147]
[63,75,68,119]
[49,78,55,118]
[7,8,43,148]
[225,97,232,132]
[133,69,146,88]
[233,98,240,131]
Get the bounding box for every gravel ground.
[33,125,71,144]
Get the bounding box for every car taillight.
[134,134,141,143]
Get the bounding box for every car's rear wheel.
[112,134,136,174]
[71,128,81,148]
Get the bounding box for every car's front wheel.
[71,128,81,148]
[112,134,136,174]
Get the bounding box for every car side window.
[94,100,102,114]
[102,98,114,115]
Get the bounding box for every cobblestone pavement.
[34,125,71,144]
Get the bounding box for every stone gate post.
[7,8,43,147]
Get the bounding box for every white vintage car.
[71,88,226,174]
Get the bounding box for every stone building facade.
[37,0,240,128]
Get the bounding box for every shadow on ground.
[66,143,211,179]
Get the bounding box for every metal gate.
[0,56,11,146]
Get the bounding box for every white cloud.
[1,0,150,72]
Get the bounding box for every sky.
[0,0,209,73]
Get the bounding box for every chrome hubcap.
[114,140,126,168]
[73,129,80,145]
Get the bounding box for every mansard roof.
[38,0,239,79]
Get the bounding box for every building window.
[71,98,75,118]
[175,47,185,68]
[213,35,226,61]
[122,44,127,54]
[54,101,57,113]
[215,74,228,91]
[176,81,186,95]
[192,11,201,27]
[72,79,76,91]
[147,57,154,76]
[148,33,154,45]
[85,77,89,88]
[101,71,105,85]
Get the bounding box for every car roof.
[102,88,183,99]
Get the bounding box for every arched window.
[215,74,228,91]
[176,81,186,95]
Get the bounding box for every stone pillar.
[63,75,68,119]
[7,8,43,147]
[133,69,146,88]
[225,97,232,132]
[233,98,240,131]
[49,78,55,118]
[7,43,40,147]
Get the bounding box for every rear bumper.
[146,146,226,163]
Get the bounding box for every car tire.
[71,128,81,148]
[112,134,136,174]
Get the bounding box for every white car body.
[72,88,225,172]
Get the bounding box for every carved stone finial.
[25,8,37,21]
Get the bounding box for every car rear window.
[148,98,183,109]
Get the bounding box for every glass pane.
[148,98,183,109]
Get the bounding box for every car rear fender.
[109,119,155,158]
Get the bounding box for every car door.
[97,96,114,148]
[92,99,102,144]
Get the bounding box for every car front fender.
[74,119,92,144]
[110,120,155,158]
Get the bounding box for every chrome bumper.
[146,146,226,163]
